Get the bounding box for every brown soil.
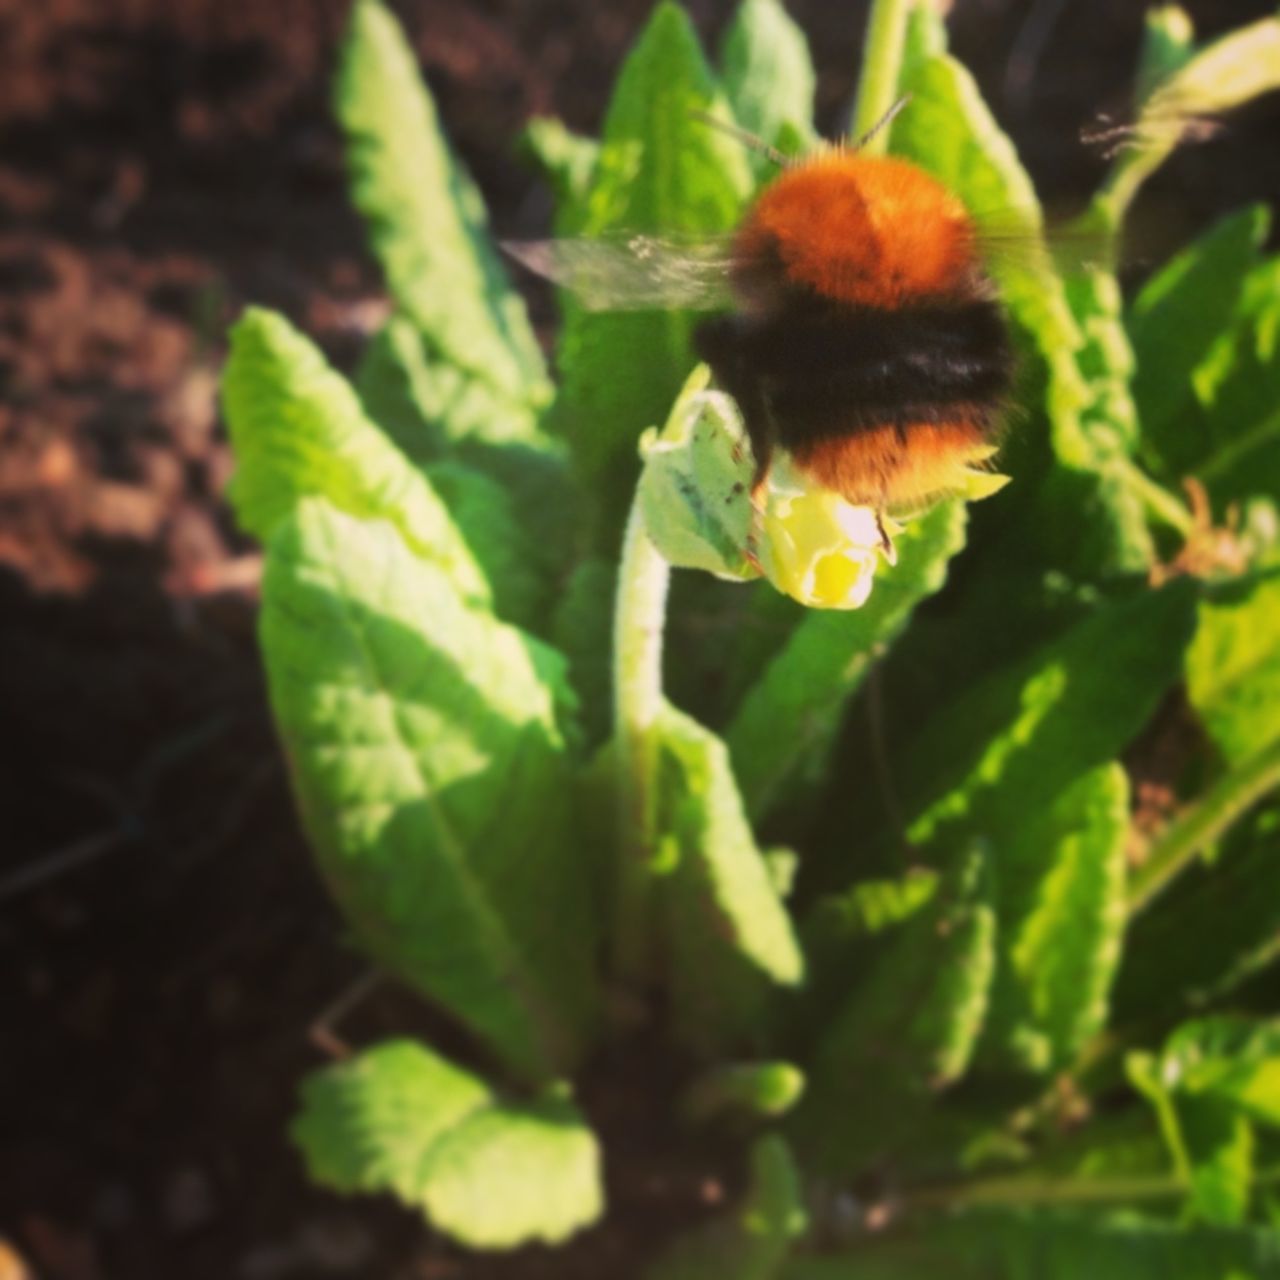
[2,0,1277,1276]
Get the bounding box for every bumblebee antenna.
[689,109,791,169]
[851,94,912,150]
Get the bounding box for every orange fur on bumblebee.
[506,107,1014,543]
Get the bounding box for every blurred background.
[2,1,1278,1276]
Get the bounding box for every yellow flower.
[758,483,885,610]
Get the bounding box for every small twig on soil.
[0,826,134,903]
[309,967,384,1060]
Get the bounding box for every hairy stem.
[852,0,913,154]
[611,490,672,984]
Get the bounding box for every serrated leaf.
[553,1,752,527]
[222,308,491,609]
[1128,206,1271,474]
[646,1136,806,1280]
[726,501,968,823]
[719,0,817,179]
[655,700,803,1056]
[983,763,1130,1072]
[798,849,996,1175]
[1187,571,1280,765]
[293,1039,601,1248]
[900,585,1195,1072]
[335,0,547,411]
[784,1210,1280,1280]
[894,13,1152,575]
[261,499,597,1080]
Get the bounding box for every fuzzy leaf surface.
[222,308,490,608]
[336,0,547,411]
[293,1039,602,1248]
[260,500,596,1080]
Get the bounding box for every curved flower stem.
[1128,735,1280,916]
[612,489,671,985]
[851,0,913,154]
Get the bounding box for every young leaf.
[718,0,817,177]
[335,0,548,410]
[726,500,968,823]
[520,117,600,224]
[222,308,491,609]
[981,763,1130,1072]
[646,1136,806,1280]
[680,1061,806,1125]
[553,1,752,527]
[1127,206,1271,474]
[1187,570,1280,765]
[894,10,1152,575]
[655,700,804,1056]
[798,849,996,1175]
[261,499,597,1080]
[293,1039,602,1249]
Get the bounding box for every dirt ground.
[2,0,1278,1276]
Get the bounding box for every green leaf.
[726,501,968,822]
[680,1061,806,1125]
[894,13,1152,575]
[982,763,1130,1072]
[519,117,600,226]
[1134,6,1196,105]
[798,849,996,1175]
[655,701,803,1056]
[424,460,547,632]
[900,585,1195,1071]
[646,1136,806,1280]
[551,556,617,748]
[1128,206,1271,475]
[1181,1095,1255,1226]
[354,311,543,452]
[1117,801,1280,1020]
[719,0,817,178]
[1190,257,1280,508]
[260,499,597,1080]
[783,1210,1280,1280]
[293,1039,602,1248]
[1097,16,1280,229]
[222,308,492,609]
[553,1,752,529]
[335,0,548,410]
[1187,571,1280,765]
[1163,1017,1280,1129]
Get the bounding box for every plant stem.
[852,0,913,154]
[611,490,671,985]
[1128,735,1280,916]
[1114,456,1195,537]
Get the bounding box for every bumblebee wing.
[974,215,1113,277]
[502,234,738,311]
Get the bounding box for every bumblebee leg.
[875,508,898,566]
